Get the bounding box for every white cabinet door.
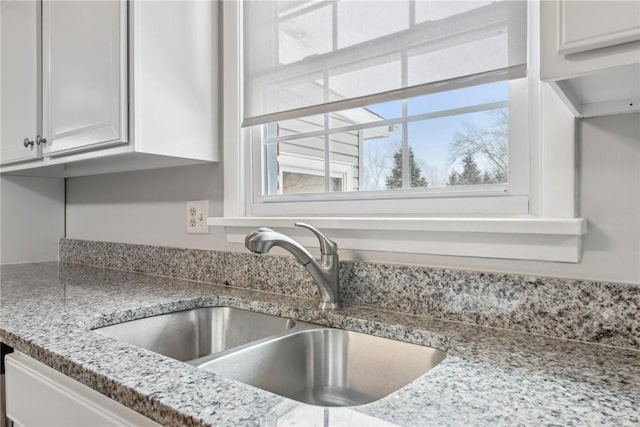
[0,0,42,165]
[42,0,127,157]
[557,0,640,55]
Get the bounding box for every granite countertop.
[1,262,639,426]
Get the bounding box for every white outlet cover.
[186,200,209,234]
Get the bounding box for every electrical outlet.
[186,200,209,234]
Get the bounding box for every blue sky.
[362,81,508,187]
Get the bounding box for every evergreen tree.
[448,156,508,186]
[491,169,508,184]
[459,152,482,184]
[385,149,403,189]
[447,170,460,186]
[385,147,428,189]
[447,152,483,186]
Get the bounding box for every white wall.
[0,175,65,264]
[66,163,227,249]
[65,114,640,284]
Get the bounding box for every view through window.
[259,80,511,196]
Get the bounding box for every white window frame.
[248,85,527,216]
[213,0,587,263]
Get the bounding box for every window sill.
[207,216,587,263]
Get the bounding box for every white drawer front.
[5,352,158,427]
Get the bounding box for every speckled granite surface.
[1,262,639,426]
[60,238,640,350]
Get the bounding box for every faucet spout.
[245,228,313,264]
[245,225,341,310]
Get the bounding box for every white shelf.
[208,216,587,235]
[0,146,211,178]
[209,216,587,263]
[549,63,640,118]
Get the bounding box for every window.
[216,0,586,263]
[243,0,529,216]
[255,82,512,198]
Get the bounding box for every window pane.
[244,0,527,124]
[276,114,326,138]
[415,1,494,24]
[267,101,399,143]
[278,4,332,65]
[408,109,508,188]
[324,123,402,193]
[365,100,402,120]
[259,85,510,197]
[408,81,508,116]
[263,138,326,196]
[407,33,510,87]
[337,0,409,49]
[325,131,358,193]
[359,126,402,191]
[283,172,327,194]
[328,55,402,102]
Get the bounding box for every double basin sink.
[95,307,446,407]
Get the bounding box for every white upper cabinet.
[1,0,219,177]
[42,0,128,156]
[556,0,640,55]
[1,0,42,165]
[129,0,218,162]
[541,0,640,118]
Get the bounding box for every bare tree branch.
[448,109,508,176]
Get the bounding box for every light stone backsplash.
[59,238,640,350]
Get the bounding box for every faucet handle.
[294,223,337,255]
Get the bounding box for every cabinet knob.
[35,135,47,145]
[23,138,34,148]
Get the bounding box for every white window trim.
[215,0,587,263]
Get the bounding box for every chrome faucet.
[245,223,341,310]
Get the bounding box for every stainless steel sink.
[94,307,296,362]
[198,328,446,407]
[96,307,446,407]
